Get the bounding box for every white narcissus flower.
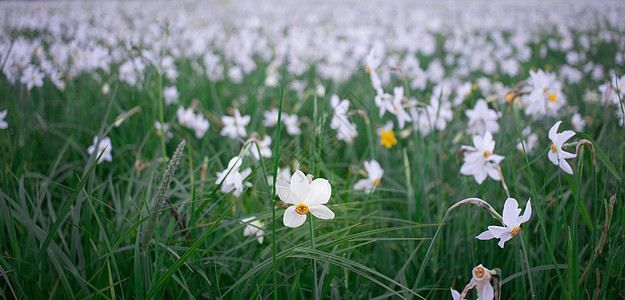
[389,86,412,129]
[0,110,8,129]
[277,170,334,228]
[476,198,531,248]
[354,160,384,193]
[87,136,113,164]
[465,99,501,135]
[241,217,265,244]
[221,108,250,139]
[177,106,210,139]
[215,156,252,197]
[251,135,272,160]
[548,121,577,174]
[459,131,505,184]
[20,65,44,90]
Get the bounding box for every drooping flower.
[87,136,113,164]
[277,170,334,228]
[476,198,531,248]
[377,121,397,149]
[459,132,505,184]
[547,121,577,174]
[354,160,384,193]
[465,99,501,136]
[0,110,8,129]
[221,108,250,139]
[388,86,412,129]
[241,217,265,244]
[215,156,252,196]
[452,264,496,300]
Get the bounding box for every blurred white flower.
[476,198,531,248]
[277,170,334,228]
[250,135,272,160]
[516,127,538,154]
[20,65,44,90]
[215,156,252,196]
[547,120,576,174]
[460,131,505,184]
[0,110,8,129]
[163,86,179,105]
[221,108,250,139]
[571,112,586,132]
[522,69,566,118]
[389,86,412,129]
[241,217,265,244]
[465,99,501,135]
[598,73,625,106]
[283,113,302,135]
[177,107,210,139]
[354,160,384,193]
[263,108,279,127]
[154,121,173,139]
[87,136,113,164]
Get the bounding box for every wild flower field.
[1,0,624,299]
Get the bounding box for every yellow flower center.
[505,93,518,103]
[548,93,557,102]
[483,150,492,158]
[511,226,522,237]
[295,204,309,215]
[550,144,557,153]
[543,87,548,93]
[472,83,477,90]
[380,130,398,149]
[473,266,486,279]
[545,64,553,72]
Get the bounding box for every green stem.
[309,216,319,300]
[519,232,536,299]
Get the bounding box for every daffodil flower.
[459,131,505,184]
[547,120,576,174]
[277,170,334,228]
[476,198,531,248]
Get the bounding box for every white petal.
[549,121,561,141]
[518,199,532,224]
[451,288,461,300]
[487,225,508,238]
[548,148,560,166]
[308,179,331,205]
[502,198,520,227]
[309,205,335,220]
[559,158,574,175]
[476,230,495,240]
[276,175,292,204]
[497,233,513,248]
[283,206,307,228]
[476,280,495,300]
[289,170,309,204]
[559,130,576,143]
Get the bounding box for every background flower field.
[0,0,624,299]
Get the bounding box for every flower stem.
[519,232,536,299]
[309,216,319,300]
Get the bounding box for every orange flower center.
[473,266,485,279]
[483,150,492,158]
[295,204,309,215]
[550,144,557,153]
[511,226,522,237]
[366,66,372,74]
